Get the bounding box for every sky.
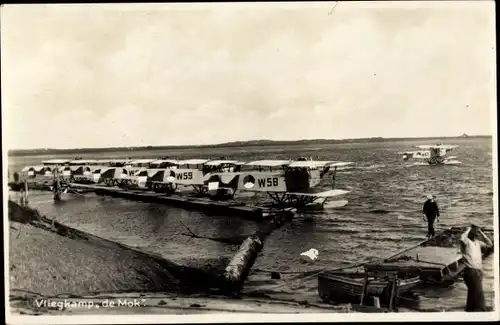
[1,1,496,149]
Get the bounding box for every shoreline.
[7,199,352,315]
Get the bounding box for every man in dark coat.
[423,194,440,238]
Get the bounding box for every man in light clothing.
[459,224,493,311]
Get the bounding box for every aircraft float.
[398,144,459,165]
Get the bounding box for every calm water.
[7,138,495,311]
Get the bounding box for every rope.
[252,257,380,277]
[392,255,448,267]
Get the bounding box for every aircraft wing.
[287,161,353,168]
[327,161,354,168]
[130,159,155,165]
[205,160,240,166]
[288,160,334,168]
[109,159,131,165]
[415,144,459,150]
[69,160,92,165]
[415,145,433,149]
[179,159,210,165]
[287,189,350,197]
[151,159,179,165]
[246,160,291,167]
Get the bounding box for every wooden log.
[23,181,29,205]
[53,168,62,201]
[223,235,263,292]
[220,211,293,293]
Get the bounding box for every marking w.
[258,178,279,187]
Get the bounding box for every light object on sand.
[300,248,319,261]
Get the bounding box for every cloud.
[1,2,495,149]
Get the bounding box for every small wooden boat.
[318,227,494,309]
[318,270,421,306]
[363,227,494,286]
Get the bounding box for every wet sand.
[10,291,348,315]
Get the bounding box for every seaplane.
[146,159,180,194]
[163,159,246,196]
[68,159,109,184]
[117,159,156,188]
[398,144,460,165]
[20,165,53,179]
[97,159,132,186]
[206,159,354,211]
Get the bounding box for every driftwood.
[180,221,247,245]
[180,210,293,294]
[180,210,293,293]
[223,235,263,292]
[220,211,294,293]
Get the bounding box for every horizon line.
[7,134,491,153]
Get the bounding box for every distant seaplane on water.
[398,144,460,165]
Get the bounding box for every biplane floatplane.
[18,157,354,210]
[19,159,71,180]
[149,159,245,195]
[68,159,113,184]
[398,144,459,165]
[205,159,354,211]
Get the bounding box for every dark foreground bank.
[8,200,226,297]
[8,199,352,315]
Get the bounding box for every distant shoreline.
[7,135,490,157]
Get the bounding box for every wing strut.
[332,166,337,190]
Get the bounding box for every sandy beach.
[7,199,351,315]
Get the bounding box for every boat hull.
[318,271,421,306]
[363,227,494,286]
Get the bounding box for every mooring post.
[388,272,398,312]
[360,272,370,306]
[24,181,29,205]
[53,167,61,201]
[332,167,337,190]
[20,180,29,206]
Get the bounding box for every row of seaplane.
[17,157,354,211]
[398,144,460,165]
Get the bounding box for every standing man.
[460,224,493,311]
[422,194,440,238]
